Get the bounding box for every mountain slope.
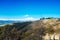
[0,18,60,40]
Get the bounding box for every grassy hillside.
[0,18,60,40]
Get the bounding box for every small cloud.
[24,14,29,17]
[22,14,39,21]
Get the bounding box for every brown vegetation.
[0,18,60,40]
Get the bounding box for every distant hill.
[0,20,25,25]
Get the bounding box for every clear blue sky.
[0,0,60,19]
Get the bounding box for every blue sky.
[0,0,60,20]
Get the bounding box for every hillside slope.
[0,18,60,40]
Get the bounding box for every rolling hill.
[0,18,60,40]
